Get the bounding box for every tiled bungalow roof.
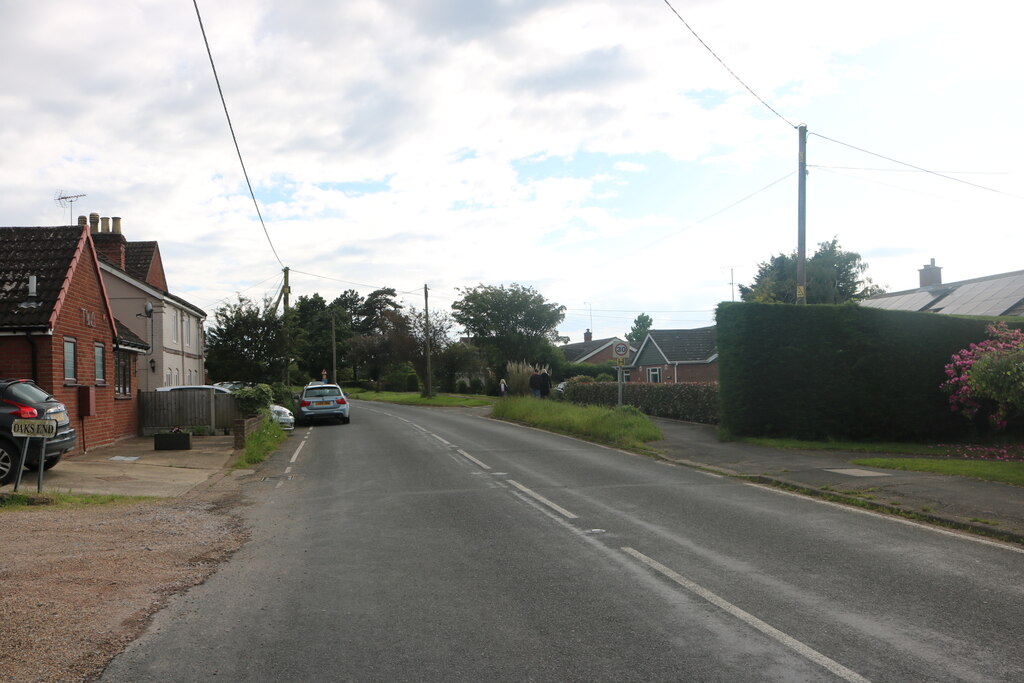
[630,326,717,367]
[115,319,149,350]
[561,337,625,363]
[0,226,84,331]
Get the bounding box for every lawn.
[491,397,662,451]
[346,389,494,407]
[850,458,1024,487]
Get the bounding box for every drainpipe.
[24,332,38,382]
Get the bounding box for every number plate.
[314,401,332,406]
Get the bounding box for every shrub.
[233,384,274,416]
[563,381,719,424]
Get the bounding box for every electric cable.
[193,0,285,267]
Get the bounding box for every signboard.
[613,342,629,358]
[613,357,626,366]
[12,418,57,439]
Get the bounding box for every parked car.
[213,381,249,391]
[270,404,295,431]
[156,385,232,393]
[296,383,350,425]
[0,379,77,485]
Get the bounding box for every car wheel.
[0,438,20,486]
[342,416,350,424]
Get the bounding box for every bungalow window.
[63,338,77,383]
[623,370,631,382]
[647,367,662,383]
[115,350,132,396]
[94,343,106,385]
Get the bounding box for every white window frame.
[647,367,662,383]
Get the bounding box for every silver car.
[270,404,295,431]
[296,383,350,425]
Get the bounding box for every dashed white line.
[290,439,306,463]
[622,547,870,683]
[456,448,491,470]
[507,480,578,519]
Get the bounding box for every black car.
[0,379,77,485]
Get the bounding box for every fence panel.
[139,390,242,435]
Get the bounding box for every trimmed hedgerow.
[564,381,719,424]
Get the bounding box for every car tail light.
[3,399,38,419]
[336,398,347,405]
[300,400,312,407]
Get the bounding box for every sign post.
[11,418,57,494]
[612,342,629,408]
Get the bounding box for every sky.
[2,0,1022,344]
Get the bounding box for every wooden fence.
[138,390,243,435]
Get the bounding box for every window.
[173,368,179,385]
[115,350,132,396]
[171,310,179,343]
[94,344,106,385]
[623,370,631,382]
[184,315,191,348]
[63,338,77,383]
[647,367,662,383]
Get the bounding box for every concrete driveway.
[7,435,238,498]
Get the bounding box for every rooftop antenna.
[54,190,86,226]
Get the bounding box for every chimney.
[89,212,100,233]
[584,329,593,343]
[100,217,110,233]
[919,258,942,288]
[78,214,88,228]
[90,215,127,270]
[112,216,122,234]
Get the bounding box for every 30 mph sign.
[613,342,629,357]
[12,418,57,438]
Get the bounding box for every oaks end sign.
[12,418,57,439]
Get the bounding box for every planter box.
[154,432,192,451]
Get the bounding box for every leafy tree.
[291,293,357,383]
[739,238,885,304]
[348,308,415,387]
[206,295,285,383]
[451,283,567,374]
[357,288,402,334]
[405,307,458,392]
[435,342,488,393]
[627,313,653,346]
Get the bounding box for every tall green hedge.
[563,381,719,424]
[716,302,1021,440]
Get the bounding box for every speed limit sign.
[613,342,629,357]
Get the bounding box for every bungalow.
[627,327,718,383]
[861,260,1024,317]
[560,329,636,365]
[0,224,148,453]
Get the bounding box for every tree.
[206,295,286,383]
[451,283,567,374]
[348,308,415,387]
[627,313,653,346]
[943,322,1024,431]
[405,307,457,390]
[739,238,885,304]
[357,288,402,335]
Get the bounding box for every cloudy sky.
[2,0,1022,343]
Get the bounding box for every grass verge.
[0,491,153,510]
[850,458,1024,487]
[235,416,288,468]
[347,389,493,407]
[491,397,662,451]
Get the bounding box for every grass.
[851,457,1024,487]
[346,388,494,407]
[491,397,662,451]
[0,491,153,510]
[235,415,288,468]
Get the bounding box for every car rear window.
[4,382,53,404]
[305,387,341,398]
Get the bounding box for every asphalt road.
[101,403,1024,682]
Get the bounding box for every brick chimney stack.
[919,258,942,287]
[89,214,128,270]
[584,329,593,343]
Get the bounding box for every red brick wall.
[631,362,718,383]
[42,241,139,454]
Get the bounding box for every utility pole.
[331,313,337,384]
[796,124,808,305]
[282,266,291,312]
[423,284,432,397]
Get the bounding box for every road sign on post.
[11,419,57,493]
[612,343,628,407]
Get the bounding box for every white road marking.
[622,547,871,683]
[456,448,491,470]
[507,480,578,519]
[431,433,451,446]
[290,440,306,463]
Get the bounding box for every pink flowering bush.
[942,322,1024,430]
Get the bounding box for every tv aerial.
[54,190,86,226]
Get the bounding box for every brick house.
[627,327,718,383]
[86,213,207,390]
[0,225,148,453]
[560,329,636,365]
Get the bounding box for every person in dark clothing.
[529,371,542,398]
[539,371,551,398]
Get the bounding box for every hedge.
[563,381,719,424]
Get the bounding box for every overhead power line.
[661,0,795,128]
[810,132,1024,200]
[192,0,284,267]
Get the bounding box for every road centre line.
[431,433,451,446]
[507,480,579,520]
[455,448,491,470]
[622,547,871,683]
[290,439,307,463]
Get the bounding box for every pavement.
[4,416,1021,546]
